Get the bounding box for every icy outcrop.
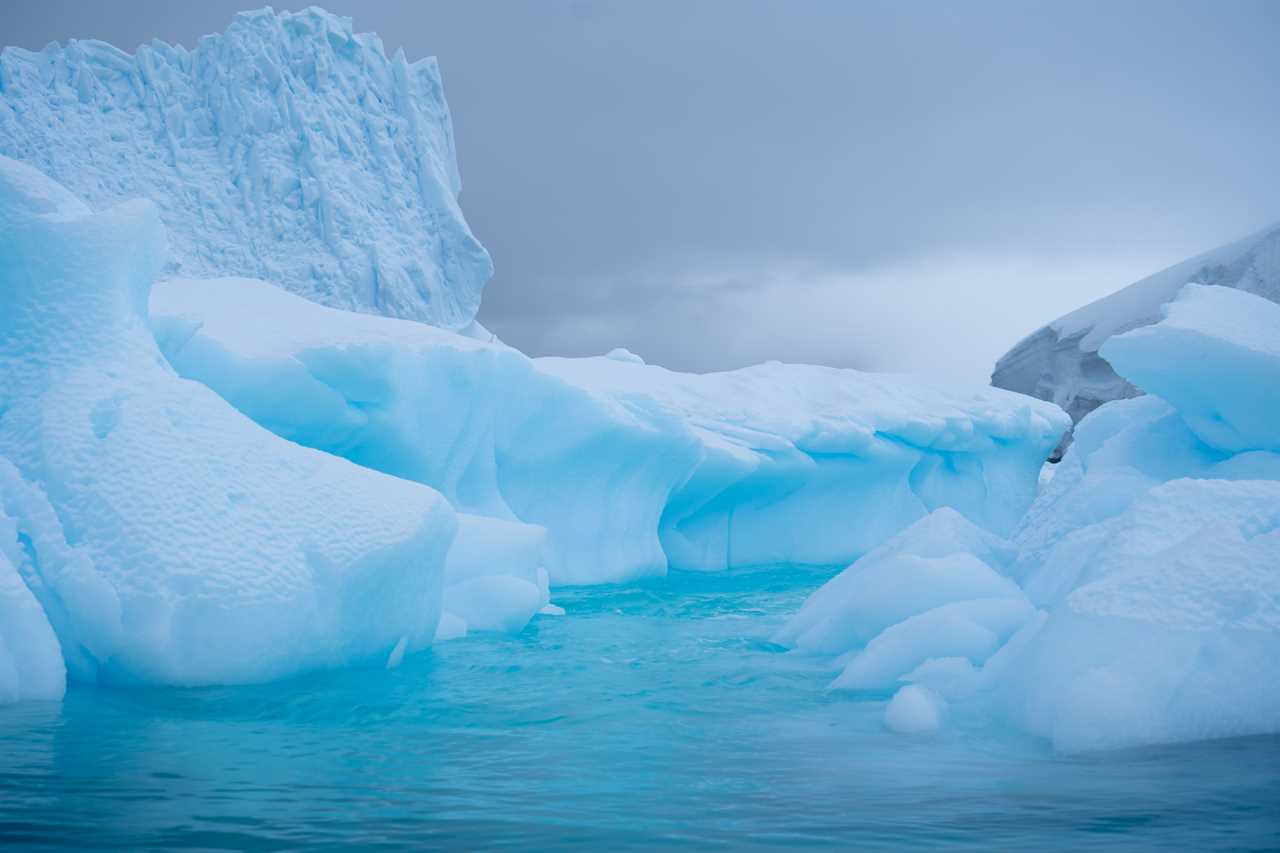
[0,155,460,694]
[151,276,1067,585]
[991,225,1280,449]
[0,7,490,329]
[788,285,1280,751]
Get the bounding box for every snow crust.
[786,285,1280,752]
[0,155,458,692]
[0,7,490,329]
[150,276,1067,585]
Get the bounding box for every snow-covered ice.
[0,8,490,330]
[151,276,1067,584]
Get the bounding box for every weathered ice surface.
[0,8,490,330]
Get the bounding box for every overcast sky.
[7,1,1280,381]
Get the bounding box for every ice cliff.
[784,284,1280,751]
[0,7,490,330]
[991,225,1280,451]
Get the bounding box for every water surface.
[2,565,1277,850]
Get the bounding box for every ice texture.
[0,155,459,692]
[0,7,490,330]
[150,276,1067,585]
[991,225,1280,446]
[788,285,1280,751]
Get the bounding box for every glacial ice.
[151,276,1067,584]
[0,155,458,690]
[0,7,490,330]
[991,224,1280,441]
[2,7,1272,758]
[789,284,1280,751]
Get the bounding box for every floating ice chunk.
[0,8,491,330]
[0,156,456,687]
[884,685,946,734]
[776,509,1023,657]
[442,515,548,635]
[1100,284,1280,453]
[433,612,468,643]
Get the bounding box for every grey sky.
[6,1,1279,381]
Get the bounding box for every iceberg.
[788,284,1280,751]
[991,225,1280,450]
[0,7,490,330]
[150,276,1068,584]
[0,155,458,691]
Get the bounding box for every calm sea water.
[1,565,1277,850]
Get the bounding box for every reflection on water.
[2,565,1278,849]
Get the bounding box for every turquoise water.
[1,565,1277,850]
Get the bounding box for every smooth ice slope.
[0,156,458,693]
[0,7,490,329]
[788,284,1280,752]
[991,225,1280,437]
[151,276,1068,584]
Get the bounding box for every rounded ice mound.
[884,685,946,734]
[0,156,457,688]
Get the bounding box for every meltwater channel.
[2,564,1277,850]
